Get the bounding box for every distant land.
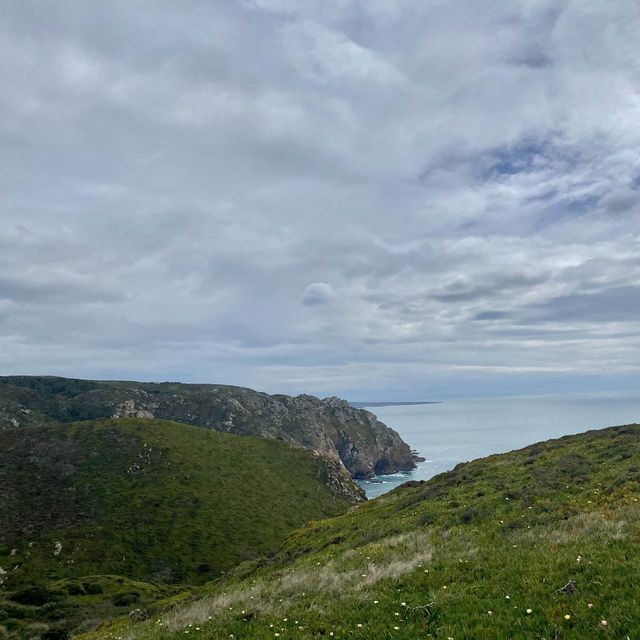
[350,400,441,408]
[0,375,422,479]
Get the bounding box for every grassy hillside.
[95,423,640,640]
[0,419,360,638]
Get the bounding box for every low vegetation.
[89,423,640,640]
[0,419,358,638]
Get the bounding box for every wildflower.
[526,609,532,614]
[601,621,608,627]
[401,601,406,606]
[393,626,400,630]
[487,611,493,616]
[373,600,379,604]
[564,614,571,620]
[357,624,363,628]
[505,595,510,600]
[588,603,593,609]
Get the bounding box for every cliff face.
[0,376,421,479]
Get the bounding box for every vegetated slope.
[0,418,367,639]
[101,423,640,640]
[0,376,420,479]
[0,419,361,588]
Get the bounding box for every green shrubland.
[0,419,357,638]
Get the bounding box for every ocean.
[358,392,640,498]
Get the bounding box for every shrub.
[81,582,103,595]
[112,593,140,607]
[10,586,59,607]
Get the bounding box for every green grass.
[0,419,358,638]
[91,423,640,640]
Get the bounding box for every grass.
[0,419,358,638]
[87,423,640,640]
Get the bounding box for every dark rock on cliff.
[0,376,421,479]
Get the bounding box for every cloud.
[302,282,335,306]
[1,0,640,398]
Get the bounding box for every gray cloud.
[302,282,335,306]
[1,0,640,398]
[523,286,640,324]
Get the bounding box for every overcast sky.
[1,0,640,399]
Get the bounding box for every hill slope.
[0,376,421,479]
[0,419,362,589]
[102,423,640,640]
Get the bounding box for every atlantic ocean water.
[358,392,640,498]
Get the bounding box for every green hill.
[96,423,640,640]
[0,419,362,638]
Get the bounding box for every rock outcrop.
[0,376,422,479]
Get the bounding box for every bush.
[112,593,139,607]
[37,601,76,621]
[41,623,71,640]
[81,582,103,595]
[65,584,84,596]
[10,586,59,607]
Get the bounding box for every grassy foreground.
[0,419,358,638]
[90,423,640,640]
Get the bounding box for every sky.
[1,0,640,400]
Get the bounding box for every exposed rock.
[112,399,156,419]
[0,376,422,480]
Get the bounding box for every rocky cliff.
[0,376,422,479]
